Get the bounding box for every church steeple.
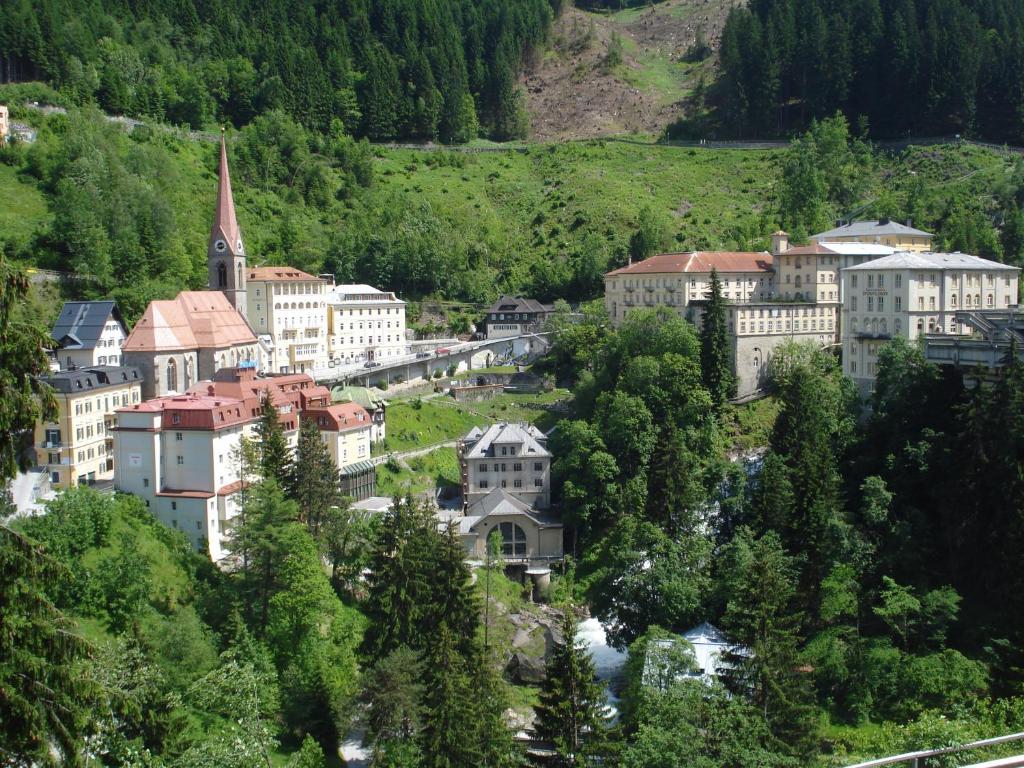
[208,129,248,318]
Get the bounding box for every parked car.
[435,347,451,356]
[416,351,432,359]
[364,361,381,368]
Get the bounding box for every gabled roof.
[123,291,257,353]
[811,219,933,241]
[486,295,553,315]
[842,251,1020,272]
[463,488,562,532]
[51,301,122,350]
[461,422,550,459]
[682,622,732,646]
[304,401,372,432]
[780,243,839,257]
[605,251,773,276]
[331,385,389,410]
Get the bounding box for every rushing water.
[577,617,628,720]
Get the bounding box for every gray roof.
[682,622,731,646]
[486,295,553,315]
[812,220,933,240]
[842,251,1020,272]
[51,301,122,350]
[461,422,550,459]
[464,488,562,530]
[39,365,141,394]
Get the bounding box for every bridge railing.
[844,732,1024,768]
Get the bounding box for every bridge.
[308,332,551,389]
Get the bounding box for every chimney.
[879,217,890,226]
[906,218,912,227]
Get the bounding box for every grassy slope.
[0,162,50,245]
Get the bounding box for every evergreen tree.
[699,268,735,408]
[287,418,340,537]
[419,623,480,768]
[256,393,291,486]
[363,646,425,760]
[720,528,817,760]
[534,608,607,766]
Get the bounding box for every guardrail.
[845,732,1024,768]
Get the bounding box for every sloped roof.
[486,295,553,314]
[781,243,839,257]
[332,385,389,410]
[247,266,322,282]
[51,301,122,350]
[606,251,773,276]
[123,291,257,352]
[682,622,731,646]
[812,219,933,241]
[842,251,1020,272]
[40,365,141,394]
[305,401,372,432]
[461,422,550,459]
[465,488,562,530]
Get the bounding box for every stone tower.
[208,130,247,318]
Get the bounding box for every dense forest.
[0,0,558,140]
[715,0,1024,143]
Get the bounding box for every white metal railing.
[845,732,1024,768]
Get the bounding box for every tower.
[208,129,247,318]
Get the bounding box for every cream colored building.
[811,219,934,252]
[247,266,329,373]
[51,301,127,370]
[0,105,8,144]
[459,423,551,510]
[325,284,407,364]
[457,488,563,565]
[35,365,142,489]
[604,251,775,327]
[841,252,1020,393]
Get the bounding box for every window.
[878,297,885,312]
[851,275,858,288]
[499,522,527,557]
[143,478,149,487]
[176,432,183,441]
[513,463,522,472]
[867,297,874,311]
[501,480,507,488]
[177,456,184,465]
[514,479,522,488]
[851,296,857,311]
[171,501,177,510]
[895,296,902,310]
[895,274,902,288]
[534,462,543,471]
[534,478,543,487]
[480,480,489,489]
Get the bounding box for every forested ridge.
[0,0,557,140]
[716,0,1024,143]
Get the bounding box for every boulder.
[505,652,547,684]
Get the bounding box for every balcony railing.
[40,440,62,449]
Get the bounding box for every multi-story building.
[841,252,1020,393]
[34,365,142,488]
[924,308,1024,379]
[50,301,128,370]
[458,423,551,510]
[0,105,8,144]
[247,266,328,373]
[604,251,775,327]
[484,296,555,339]
[114,367,374,559]
[325,284,407,364]
[811,218,934,252]
[122,291,263,399]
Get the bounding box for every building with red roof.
[113,366,374,560]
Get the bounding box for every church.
[123,132,266,398]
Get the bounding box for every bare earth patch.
[523,0,733,141]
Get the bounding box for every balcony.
[40,440,62,449]
[855,331,892,341]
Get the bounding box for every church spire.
[208,129,248,318]
[210,129,244,257]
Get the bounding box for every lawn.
[375,447,461,498]
[0,163,50,245]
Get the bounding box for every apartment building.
[122,291,263,399]
[35,365,142,489]
[604,251,775,327]
[841,252,1020,393]
[459,423,551,510]
[114,367,373,559]
[325,284,407,364]
[811,219,934,252]
[247,266,329,373]
[50,301,128,370]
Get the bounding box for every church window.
[166,358,178,392]
[237,263,243,286]
[217,262,227,288]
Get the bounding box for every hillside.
[524,0,729,140]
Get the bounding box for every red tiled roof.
[123,291,257,352]
[780,243,838,256]
[606,251,773,276]
[247,266,323,282]
[304,401,372,432]
[122,392,251,430]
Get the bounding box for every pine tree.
[287,418,340,537]
[471,653,520,768]
[700,268,736,408]
[256,393,291,486]
[419,624,480,768]
[720,528,817,760]
[431,522,481,659]
[534,608,607,766]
